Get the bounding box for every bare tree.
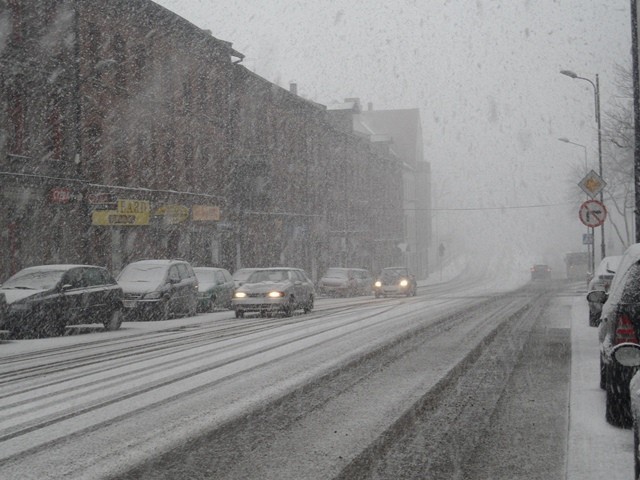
[602,64,635,249]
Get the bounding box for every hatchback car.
[232,267,315,318]
[373,267,417,297]
[587,255,623,327]
[193,267,235,312]
[117,259,199,321]
[317,267,373,297]
[0,264,124,338]
[588,243,640,427]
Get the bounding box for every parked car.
[317,267,373,297]
[232,267,315,318]
[372,267,417,298]
[588,243,640,427]
[232,268,259,288]
[530,264,551,280]
[624,347,640,476]
[0,264,124,338]
[193,267,235,312]
[587,255,623,327]
[117,259,198,321]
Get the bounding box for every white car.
[232,268,315,318]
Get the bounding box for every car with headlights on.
[588,243,640,427]
[587,255,622,327]
[0,264,123,338]
[232,268,259,288]
[232,267,314,318]
[117,259,198,321]
[193,267,234,312]
[317,267,373,297]
[372,267,417,298]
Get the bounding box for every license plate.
[123,300,136,308]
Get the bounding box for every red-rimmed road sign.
[579,199,607,227]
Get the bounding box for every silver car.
[232,267,315,318]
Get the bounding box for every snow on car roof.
[19,264,95,272]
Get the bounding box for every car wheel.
[187,295,197,317]
[589,310,600,327]
[235,309,244,319]
[41,315,66,337]
[208,295,217,312]
[374,292,381,298]
[159,299,171,321]
[282,297,295,317]
[605,364,633,428]
[104,308,123,331]
[303,296,314,314]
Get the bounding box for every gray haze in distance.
[155,0,631,276]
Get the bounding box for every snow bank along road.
[0,279,585,479]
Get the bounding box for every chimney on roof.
[368,102,373,111]
[289,83,298,95]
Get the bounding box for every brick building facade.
[0,0,419,282]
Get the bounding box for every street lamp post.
[558,137,593,273]
[560,69,606,262]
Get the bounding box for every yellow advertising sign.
[117,199,150,214]
[192,205,221,221]
[154,204,190,224]
[92,210,150,226]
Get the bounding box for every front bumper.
[232,297,288,312]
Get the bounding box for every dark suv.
[117,260,199,320]
[0,264,124,338]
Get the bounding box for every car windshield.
[248,270,289,283]
[382,268,407,279]
[194,270,217,283]
[1,269,65,290]
[233,269,255,282]
[118,264,166,282]
[324,268,348,279]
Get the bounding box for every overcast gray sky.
[155,0,632,272]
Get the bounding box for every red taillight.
[614,313,639,344]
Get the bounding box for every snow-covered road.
[0,278,634,479]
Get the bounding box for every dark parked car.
[0,264,124,338]
[193,267,235,312]
[117,259,199,321]
[317,267,373,297]
[530,264,551,280]
[232,267,315,318]
[587,255,622,327]
[373,267,417,298]
[588,243,640,427]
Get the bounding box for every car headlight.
[268,291,284,298]
[235,292,247,298]
[400,279,408,287]
[374,281,382,288]
[143,291,163,299]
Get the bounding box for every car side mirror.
[586,290,607,304]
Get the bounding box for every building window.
[46,107,63,160]
[8,86,25,154]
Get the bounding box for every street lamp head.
[560,69,578,79]
[558,137,570,143]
